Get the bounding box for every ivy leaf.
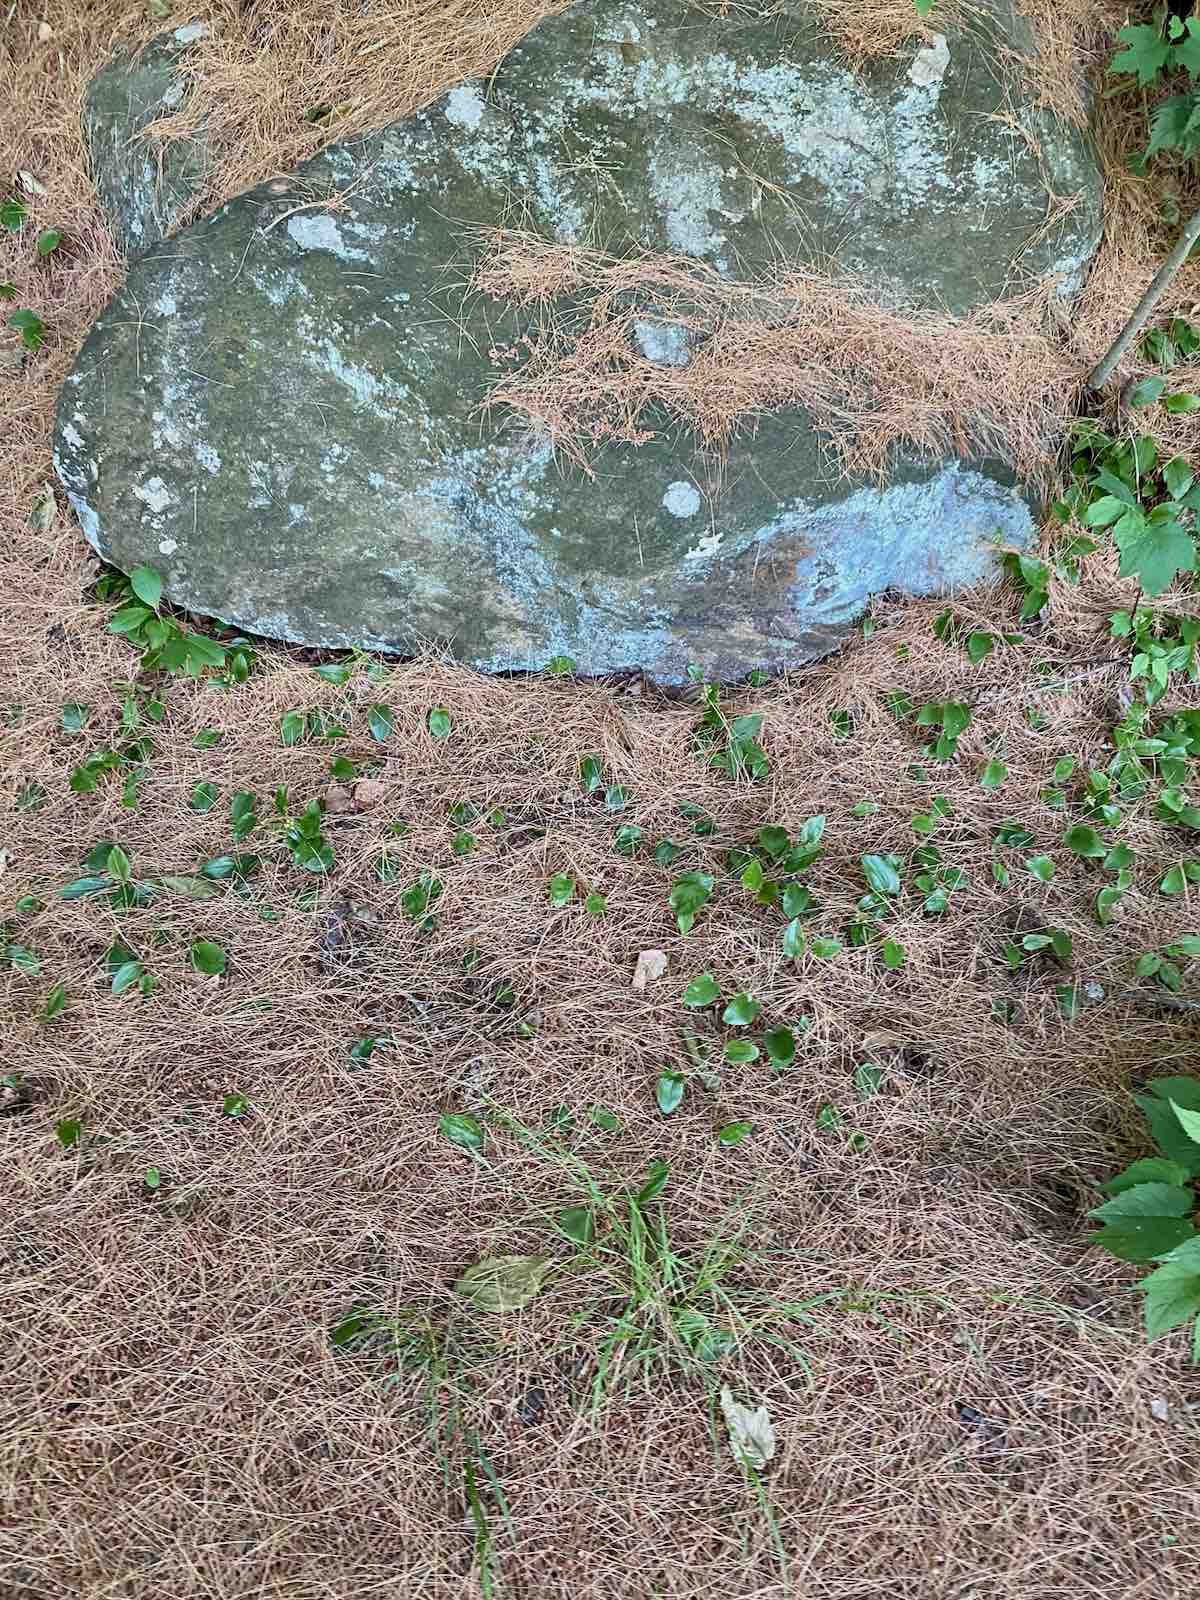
[763,1026,796,1066]
[427,706,452,738]
[656,1071,685,1115]
[190,940,227,975]
[682,973,720,1007]
[368,703,393,742]
[280,709,306,745]
[547,873,575,907]
[1026,855,1056,883]
[861,854,901,896]
[716,1120,753,1146]
[723,1040,759,1064]
[781,918,806,958]
[1109,23,1171,85]
[721,992,761,1027]
[980,758,1007,790]
[1065,824,1105,859]
[1113,510,1196,596]
[36,227,63,256]
[439,1111,484,1153]
[8,308,45,351]
[669,870,713,934]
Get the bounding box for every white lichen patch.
[662,481,702,518]
[158,537,178,555]
[633,319,692,367]
[132,476,173,515]
[444,85,486,130]
[908,35,950,90]
[172,22,208,45]
[286,213,369,262]
[196,443,221,474]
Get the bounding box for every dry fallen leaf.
[1149,1396,1170,1422]
[632,948,668,990]
[720,1385,776,1472]
[352,777,389,810]
[30,483,56,534]
[324,783,356,814]
[37,22,55,43]
[454,1255,550,1313]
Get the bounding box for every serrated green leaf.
[1171,1100,1200,1145]
[1109,22,1172,86]
[1092,1217,1196,1263]
[1142,1262,1200,1339]
[1105,1157,1190,1195]
[1114,511,1196,596]
[1088,1182,1195,1221]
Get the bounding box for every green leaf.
[781,883,815,917]
[1088,1182,1195,1221]
[1142,1261,1200,1339]
[221,1092,249,1118]
[8,308,45,351]
[280,709,306,746]
[368,704,393,742]
[635,1158,670,1205]
[39,982,68,1022]
[653,838,681,867]
[439,1111,484,1153]
[980,758,1007,790]
[1114,511,1196,596]
[861,854,901,896]
[589,1105,620,1132]
[0,196,28,231]
[60,701,88,732]
[190,940,227,975]
[143,1166,161,1191]
[682,973,720,1007]
[721,991,761,1027]
[455,1254,550,1313]
[811,935,842,959]
[57,874,112,901]
[669,870,714,934]
[111,960,144,995]
[427,706,452,738]
[758,825,790,858]
[1026,855,1055,882]
[129,565,162,608]
[584,891,607,916]
[1165,456,1196,500]
[1161,865,1189,895]
[579,753,604,793]
[781,918,806,958]
[1105,1157,1189,1195]
[190,781,218,813]
[1064,824,1105,859]
[544,654,576,675]
[1164,390,1200,414]
[1109,22,1172,85]
[716,1120,752,1147]
[55,1117,82,1149]
[547,873,575,907]
[723,1039,759,1064]
[966,631,995,664]
[557,1206,594,1245]
[1171,1100,1200,1146]
[613,823,642,856]
[656,1071,685,1115]
[763,1026,796,1066]
[36,227,63,256]
[1092,1217,1196,1263]
[1128,376,1167,407]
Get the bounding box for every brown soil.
[2,4,1200,1598]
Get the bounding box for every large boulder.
[84,23,213,256]
[57,0,1102,682]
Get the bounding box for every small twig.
[1117,990,1200,1014]
[1086,203,1200,393]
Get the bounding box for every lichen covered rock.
[58,0,1102,681]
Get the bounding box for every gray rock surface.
[58,0,1102,682]
[85,23,212,255]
